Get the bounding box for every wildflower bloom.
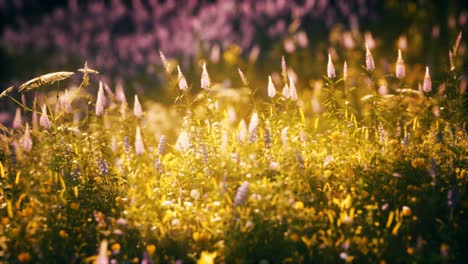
[135,126,145,155]
[22,123,33,151]
[297,31,308,48]
[423,66,432,93]
[40,104,52,129]
[267,75,276,97]
[133,94,142,117]
[95,81,106,116]
[157,135,166,155]
[201,62,211,90]
[364,32,376,49]
[13,108,22,129]
[178,66,188,91]
[210,44,220,63]
[96,239,108,264]
[395,49,406,79]
[115,83,127,104]
[288,72,297,101]
[289,75,298,101]
[327,53,336,79]
[343,61,348,81]
[233,181,250,206]
[365,43,375,71]
[248,112,259,142]
[159,50,171,73]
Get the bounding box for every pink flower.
[115,81,127,104]
[327,53,336,79]
[201,62,211,90]
[96,240,108,264]
[267,75,276,97]
[133,94,143,117]
[178,66,188,91]
[365,43,375,71]
[135,126,145,155]
[289,74,298,101]
[395,49,406,79]
[343,61,348,81]
[296,31,308,48]
[13,108,22,129]
[22,123,33,151]
[95,81,106,116]
[423,66,432,93]
[40,104,52,129]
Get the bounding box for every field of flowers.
[0,33,467,263]
[0,1,467,264]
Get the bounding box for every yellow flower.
[197,251,217,264]
[146,244,156,255]
[293,201,304,210]
[59,230,68,238]
[290,233,300,242]
[111,243,121,253]
[17,252,31,263]
[407,247,414,255]
[401,206,412,217]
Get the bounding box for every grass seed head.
[238,68,249,86]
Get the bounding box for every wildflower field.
[0,1,467,264]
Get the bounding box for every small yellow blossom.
[197,251,217,264]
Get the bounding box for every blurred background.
[0,0,466,100]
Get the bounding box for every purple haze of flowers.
[1,0,377,84]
